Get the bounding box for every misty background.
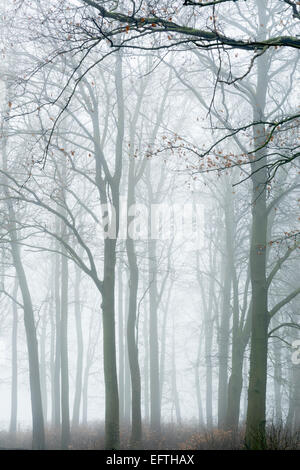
[0,0,299,450]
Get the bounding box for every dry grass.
[0,422,299,450]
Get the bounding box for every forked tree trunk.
[226,307,251,430]
[10,235,45,449]
[3,98,45,450]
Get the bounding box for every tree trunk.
[102,238,119,449]
[293,366,300,432]
[118,263,125,424]
[72,263,84,428]
[159,303,169,404]
[205,317,213,430]
[245,120,269,450]
[217,260,231,429]
[60,247,70,449]
[143,301,150,424]
[245,172,268,449]
[148,240,161,434]
[49,263,56,428]
[245,3,269,449]
[195,337,204,429]
[53,237,61,429]
[273,337,282,425]
[9,279,18,438]
[124,282,131,425]
[40,304,48,424]
[218,188,235,428]
[226,290,251,429]
[126,152,143,446]
[10,235,45,449]
[225,340,244,430]
[82,364,89,425]
[3,99,45,449]
[171,315,181,426]
[126,237,142,446]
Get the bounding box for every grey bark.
[40,303,48,424]
[9,279,18,437]
[72,263,84,428]
[148,239,161,434]
[60,245,70,449]
[118,263,125,424]
[245,7,269,445]
[126,176,142,445]
[53,233,61,429]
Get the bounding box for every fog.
[0,0,299,451]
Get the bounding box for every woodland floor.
[0,423,299,450]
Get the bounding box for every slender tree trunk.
[143,303,150,424]
[148,240,161,434]
[49,263,56,427]
[118,263,125,424]
[40,304,48,424]
[171,315,181,426]
[203,247,216,430]
[218,190,234,428]
[194,353,204,429]
[205,317,213,430]
[9,279,18,438]
[3,99,45,449]
[124,282,131,425]
[285,342,294,430]
[60,246,70,449]
[82,364,89,426]
[72,264,84,428]
[242,358,248,424]
[126,153,143,446]
[226,339,244,430]
[159,304,169,404]
[102,238,119,449]
[218,260,231,429]
[81,313,97,427]
[10,237,45,449]
[293,366,300,432]
[273,337,282,425]
[226,299,251,430]
[197,246,215,430]
[126,237,142,446]
[54,236,61,429]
